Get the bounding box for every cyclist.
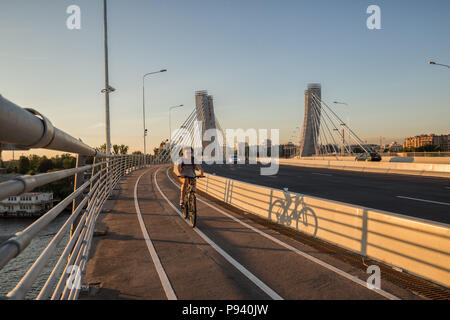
[176,147,204,207]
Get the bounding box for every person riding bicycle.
[176,147,204,207]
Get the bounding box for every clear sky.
[1,0,449,160]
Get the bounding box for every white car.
[227,155,242,164]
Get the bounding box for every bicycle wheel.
[269,199,285,224]
[188,193,197,228]
[297,207,318,237]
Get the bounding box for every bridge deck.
[81,165,420,300]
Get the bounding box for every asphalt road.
[203,164,450,225]
[81,166,422,300]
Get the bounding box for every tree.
[36,169,74,200]
[112,144,120,155]
[112,144,129,154]
[18,156,30,174]
[52,156,62,169]
[98,143,107,153]
[153,139,169,156]
[418,145,440,152]
[29,155,40,172]
[132,151,143,155]
[119,144,129,154]
[403,145,440,152]
[37,156,53,173]
[62,158,75,169]
[6,161,18,173]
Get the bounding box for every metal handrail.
[0,97,152,300]
[4,167,107,299]
[1,154,147,299]
[0,163,104,202]
[0,95,105,157]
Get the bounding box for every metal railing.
[0,95,151,299]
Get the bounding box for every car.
[227,155,247,164]
[355,152,382,162]
[227,155,239,164]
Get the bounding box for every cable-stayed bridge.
[156,84,371,164]
[0,90,449,301]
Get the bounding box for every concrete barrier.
[277,158,450,178]
[197,173,450,288]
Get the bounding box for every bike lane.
[136,166,272,299]
[81,167,167,299]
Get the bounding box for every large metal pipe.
[0,163,100,201]
[0,94,105,157]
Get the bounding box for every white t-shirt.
[177,158,196,178]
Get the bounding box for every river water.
[0,214,70,299]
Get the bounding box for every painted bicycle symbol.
[269,189,318,237]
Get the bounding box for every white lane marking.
[396,196,450,206]
[312,173,332,177]
[165,168,399,300]
[134,170,177,300]
[445,187,450,189]
[154,168,283,300]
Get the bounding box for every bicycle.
[178,175,204,228]
[269,190,318,236]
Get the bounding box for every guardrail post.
[120,155,124,177]
[88,156,96,207]
[71,154,86,237]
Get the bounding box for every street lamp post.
[169,104,185,145]
[102,0,111,155]
[295,126,300,157]
[429,61,450,69]
[142,69,167,164]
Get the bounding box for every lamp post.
[169,104,184,145]
[294,126,301,156]
[102,0,112,156]
[142,69,167,163]
[429,61,450,69]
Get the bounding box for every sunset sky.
[1,0,449,160]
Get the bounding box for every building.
[386,141,403,153]
[299,83,321,157]
[403,134,450,151]
[281,142,297,158]
[0,193,53,217]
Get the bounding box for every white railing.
[0,95,151,299]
